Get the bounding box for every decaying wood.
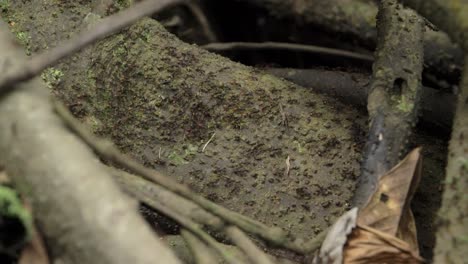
[352,0,424,207]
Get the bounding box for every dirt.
[2,0,447,260]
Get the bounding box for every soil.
[2,0,447,261]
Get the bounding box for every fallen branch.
[149,202,241,264]
[110,167,224,229]
[352,0,424,207]
[202,42,374,62]
[181,230,219,264]
[225,226,275,264]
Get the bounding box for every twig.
[202,42,374,62]
[151,202,241,264]
[110,166,225,228]
[225,226,275,264]
[0,0,183,96]
[184,2,218,42]
[284,155,290,177]
[54,102,306,254]
[181,230,219,264]
[202,132,216,152]
[110,167,290,263]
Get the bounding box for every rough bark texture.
[353,0,424,207]
[0,21,180,264]
[400,1,468,262]
[1,0,449,259]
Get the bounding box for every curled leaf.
[358,148,422,250]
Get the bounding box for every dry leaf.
[313,149,424,264]
[344,225,424,263]
[357,148,422,250]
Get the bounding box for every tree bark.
[399,1,468,262]
[354,0,424,207]
[0,20,180,264]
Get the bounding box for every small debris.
[202,132,216,152]
[285,155,290,177]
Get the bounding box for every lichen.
[41,67,64,89]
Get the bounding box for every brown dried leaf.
[357,148,422,250]
[343,225,424,263]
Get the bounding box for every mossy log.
[2,0,448,260]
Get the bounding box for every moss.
[15,31,31,55]
[41,67,64,89]
[167,144,198,165]
[0,186,33,244]
[114,0,132,11]
[396,98,414,112]
[0,0,9,12]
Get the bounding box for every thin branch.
[151,203,241,264]
[184,2,218,42]
[181,230,219,264]
[225,226,275,264]
[0,0,183,96]
[54,101,306,254]
[202,42,374,62]
[110,166,224,229]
